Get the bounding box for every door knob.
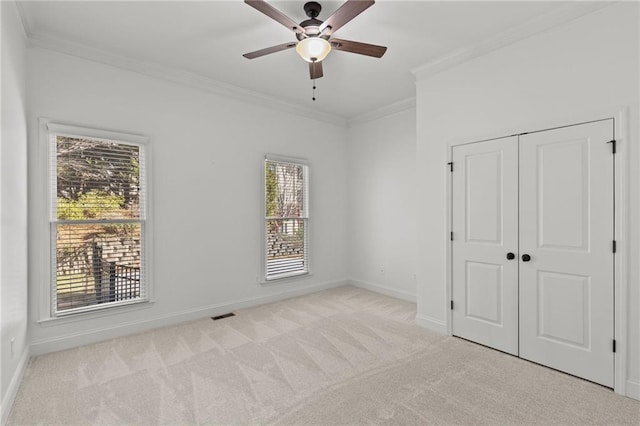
[506,252,515,260]
[522,254,531,262]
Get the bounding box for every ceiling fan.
[243,0,387,81]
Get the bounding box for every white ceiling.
[17,1,606,122]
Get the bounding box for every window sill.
[260,272,313,286]
[38,299,155,328]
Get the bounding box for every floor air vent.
[211,313,235,320]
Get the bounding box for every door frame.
[445,107,629,397]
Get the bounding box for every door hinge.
[450,300,454,310]
[608,139,616,154]
[447,162,453,172]
[613,240,617,253]
[613,339,617,353]
[450,231,453,241]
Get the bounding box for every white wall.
[0,0,29,419]
[415,3,639,397]
[27,47,348,354]
[347,109,417,301]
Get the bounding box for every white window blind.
[265,157,309,280]
[49,126,147,315]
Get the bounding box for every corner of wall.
[0,347,29,426]
[415,314,447,335]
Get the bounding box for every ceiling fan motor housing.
[297,21,324,40]
[297,2,328,40]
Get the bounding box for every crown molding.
[348,97,415,127]
[25,32,348,128]
[412,1,613,81]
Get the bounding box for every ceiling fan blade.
[309,61,324,79]
[319,0,374,36]
[245,0,304,34]
[330,38,387,58]
[243,42,297,59]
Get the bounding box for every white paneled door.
[451,136,519,355]
[519,121,614,387]
[451,120,614,387]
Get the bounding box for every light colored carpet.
[8,286,639,425]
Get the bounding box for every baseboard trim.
[30,279,347,356]
[415,314,448,335]
[0,347,30,426]
[348,278,416,303]
[626,379,640,401]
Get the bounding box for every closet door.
[518,120,614,387]
[451,136,519,355]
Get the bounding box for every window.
[48,124,148,315]
[264,156,309,280]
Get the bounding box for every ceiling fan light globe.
[296,37,331,63]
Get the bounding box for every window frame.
[45,121,152,317]
[263,154,310,282]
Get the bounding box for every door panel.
[465,150,503,244]
[519,120,614,387]
[466,261,503,325]
[452,137,519,355]
[536,138,589,250]
[536,271,590,348]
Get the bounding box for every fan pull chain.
[312,80,316,101]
